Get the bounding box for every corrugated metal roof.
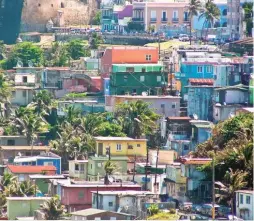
[189,78,214,85]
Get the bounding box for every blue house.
[14,152,61,174]
[186,78,214,121]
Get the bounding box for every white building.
[235,190,254,220]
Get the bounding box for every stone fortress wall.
[21,0,98,32]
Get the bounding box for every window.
[61,2,65,8]
[75,164,79,171]
[137,144,141,147]
[183,144,189,150]
[206,66,212,73]
[78,191,84,199]
[124,75,128,82]
[161,103,165,108]
[38,3,41,7]
[23,76,28,83]
[128,145,133,149]
[157,76,162,82]
[197,66,203,73]
[162,11,167,20]
[97,163,102,167]
[90,164,92,169]
[151,10,156,19]
[173,10,178,18]
[7,140,15,146]
[240,194,243,204]
[126,67,134,72]
[116,144,122,151]
[12,91,16,97]
[19,174,25,182]
[246,195,251,204]
[108,202,113,207]
[44,161,53,166]
[22,90,26,97]
[140,76,145,82]
[146,55,152,61]
[110,217,116,220]
[172,102,176,108]
[142,68,146,72]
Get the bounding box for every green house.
[109,64,168,95]
[136,163,165,175]
[87,156,128,181]
[7,197,51,220]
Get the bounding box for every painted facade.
[6,197,51,220]
[109,64,167,95]
[69,159,88,180]
[235,190,254,220]
[87,156,128,181]
[13,152,61,174]
[105,95,181,117]
[165,163,187,202]
[94,137,147,157]
[100,46,158,77]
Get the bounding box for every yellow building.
[94,137,147,157]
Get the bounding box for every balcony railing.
[161,18,168,22]
[183,18,190,22]
[102,15,112,19]
[132,17,144,22]
[172,17,179,23]
[150,18,157,23]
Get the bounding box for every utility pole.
[154,145,160,194]
[212,157,215,221]
[132,154,137,182]
[158,36,161,60]
[96,186,99,209]
[170,62,173,95]
[144,147,149,191]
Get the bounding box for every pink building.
[132,0,189,32]
[58,181,141,212]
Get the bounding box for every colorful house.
[57,179,141,212]
[109,64,168,95]
[69,159,88,180]
[186,78,214,121]
[87,156,128,181]
[180,157,212,202]
[101,2,133,33]
[13,152,61,174]
[235,190,254,220]
[6,165,57,181]
[100,46,158,77]
[6,197,51,220]
[165,163,187,202]
[94,137,147,157]
[105,95,181,117]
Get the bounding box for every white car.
[179,34,189,41]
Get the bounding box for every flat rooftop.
[94,136,147,141]
[109,95,180,99]
[90,190,154,196]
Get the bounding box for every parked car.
[200,204,220,216]
[179,34,190,41]
[179,202,193,212]
[191,204,202,213]
[178,214,209,221]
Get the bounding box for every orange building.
[100,46,159,77]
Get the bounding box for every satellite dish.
[142,91,148,96]
[16,59,23,68]
[28,60,33,67]
[193,114,198,120]
[223,102,227,105]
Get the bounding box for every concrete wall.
[0,136,28,146]
[15,74,36,84]
[11,89,34,106]
[7,197,50,220]
[236,192,253,220]
[72,211,132,220]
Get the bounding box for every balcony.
[102,15,112,20]
[132,17,144,22]
[172,17,179,23]
[161,18,168,23]
[183,18,190,23]
[150,18,157,23]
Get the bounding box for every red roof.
[7,165,57,175]
[180,158,212,165]
[189,78,214,85]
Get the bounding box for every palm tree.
[30,90,54,114]
[104,160,117,184]
[0,72,13,117]
[199,1,220,43]
[16,113,49,155]
[187,0,202,45]
[0,173,17,192]
[115,100,160,139]
[217,169,248,216]
[40,196,65,220]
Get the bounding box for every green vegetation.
[65,92,87,99]
[40,196,65,220]
[104,160,117,184]
[148,204,160,216]
[187,0,202,45]
[92,11,101,25]
[66,39,90,60]
[242,2,253,36]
